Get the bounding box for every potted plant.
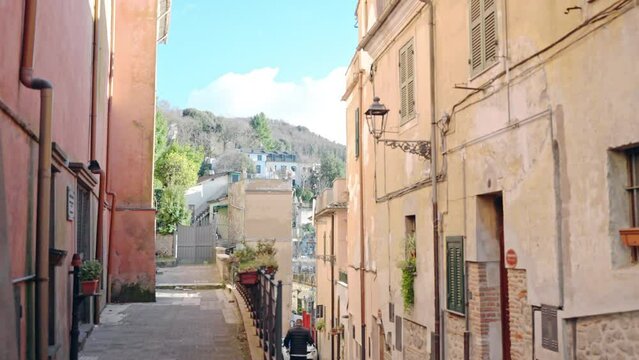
[238,261,259,285]
[255,253,278,274]
[620,228,639,246]
[316,319,326,332]
[79,260,102,295]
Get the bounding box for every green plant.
[255,253,278,271]
[256,239,277,257]
[80,260,102,281]
[316,319,326,331]
[399,235,417,309]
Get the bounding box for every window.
[399,40,416,124]
[257,155,263,161]
[405,215,416,258]
[628,148,639,261]
[395,316,402,351]
[446,236,465,314]
[339,270,348,284]
[470,0,498,76]
[355,108,360,158]
[256,164,261,174]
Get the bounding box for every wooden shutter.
[399,40,415,123]
[469,0,483,73]
[446,236,465,314]
[483,0,497,66]
[355,108,360,158]
[395,316,402,351]
[469,0,498,75]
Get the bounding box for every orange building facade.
[0,1,168,359]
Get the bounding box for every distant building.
[245,149,298,180]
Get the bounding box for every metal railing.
[236,270,283,360]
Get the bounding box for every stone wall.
[507,269,532,359]
[575,310,639,359]
[445,313,466,360]
[156,233,175,257]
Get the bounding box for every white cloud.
[187,67,347,144]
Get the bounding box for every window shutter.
[399,47,408,121]
[406,44,415,118]
[446,236,465,314]
[395,316,402,351]
[469,0,483,73]
[483,0,497,66]
[355,108,360,158]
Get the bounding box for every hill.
[158,102,345,164]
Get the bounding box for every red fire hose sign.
[506,249,517,268]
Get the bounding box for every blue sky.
[157,1,359,143]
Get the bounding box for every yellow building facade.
[342,0,639,359]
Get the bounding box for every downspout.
[331,213,336,360]
[20,1,54,359]
[428,4,441,360]
[90,0,100,160]
[106,192,117,302]
[358,69,367,360]
[91,169,106,323]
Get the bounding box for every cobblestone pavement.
[80,288,249,360]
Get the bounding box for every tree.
[155,110,169,161]
[215,151,255,174]
[156,187,190,235]
[320,153,345,189]
[155,143,204,188]
[250,112,279,151]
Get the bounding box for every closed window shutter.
[399,46,408,122]
[483,0,497,66]
[470,0,498,75]
[469,0,483,73]
[446,236,465,314]
[406,43,415,118]
[399,40,415,124]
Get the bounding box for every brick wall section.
[576,310,639,358]
[507,269,532,359]
[446,313,466,359]
[468,262,501,360]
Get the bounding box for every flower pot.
[81,280,99,295]
[239,271,258,285]
[620,228,639,246]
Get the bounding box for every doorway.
[495,196,511,360]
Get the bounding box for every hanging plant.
[398,234,417,309]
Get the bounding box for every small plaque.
[506,249,518,267]
[66,186,75,221]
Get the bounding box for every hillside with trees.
[158,102,345,164]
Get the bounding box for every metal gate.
[176,224,216,264]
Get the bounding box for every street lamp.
[364,96,432,159]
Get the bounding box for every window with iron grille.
[446,236,465,314]
[399,39,415,124]
[469,0,498,76]
[628,148,639,261]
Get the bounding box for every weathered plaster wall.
[108,0,158,302]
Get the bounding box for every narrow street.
[80,265,250,360]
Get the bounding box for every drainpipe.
[91,169,106,323]
[358,69,367,360]
[106,192,117,302]
[331,213,336,360]
[90,0,100,160]
[428,4,441,360]
[20,1,54,359]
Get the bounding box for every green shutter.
[355,108,360,158]
[446,236,465,314]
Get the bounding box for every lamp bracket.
[377,139,432,159]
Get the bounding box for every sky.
[157,1,359,144]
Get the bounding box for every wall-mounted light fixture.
[364,97,432,159]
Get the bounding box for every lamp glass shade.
[365,97,389,140]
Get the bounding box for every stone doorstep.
[78,323,95,351]
[155,283,225,290]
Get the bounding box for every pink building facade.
[0,1,167,359]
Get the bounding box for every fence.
[236,270,283,360]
